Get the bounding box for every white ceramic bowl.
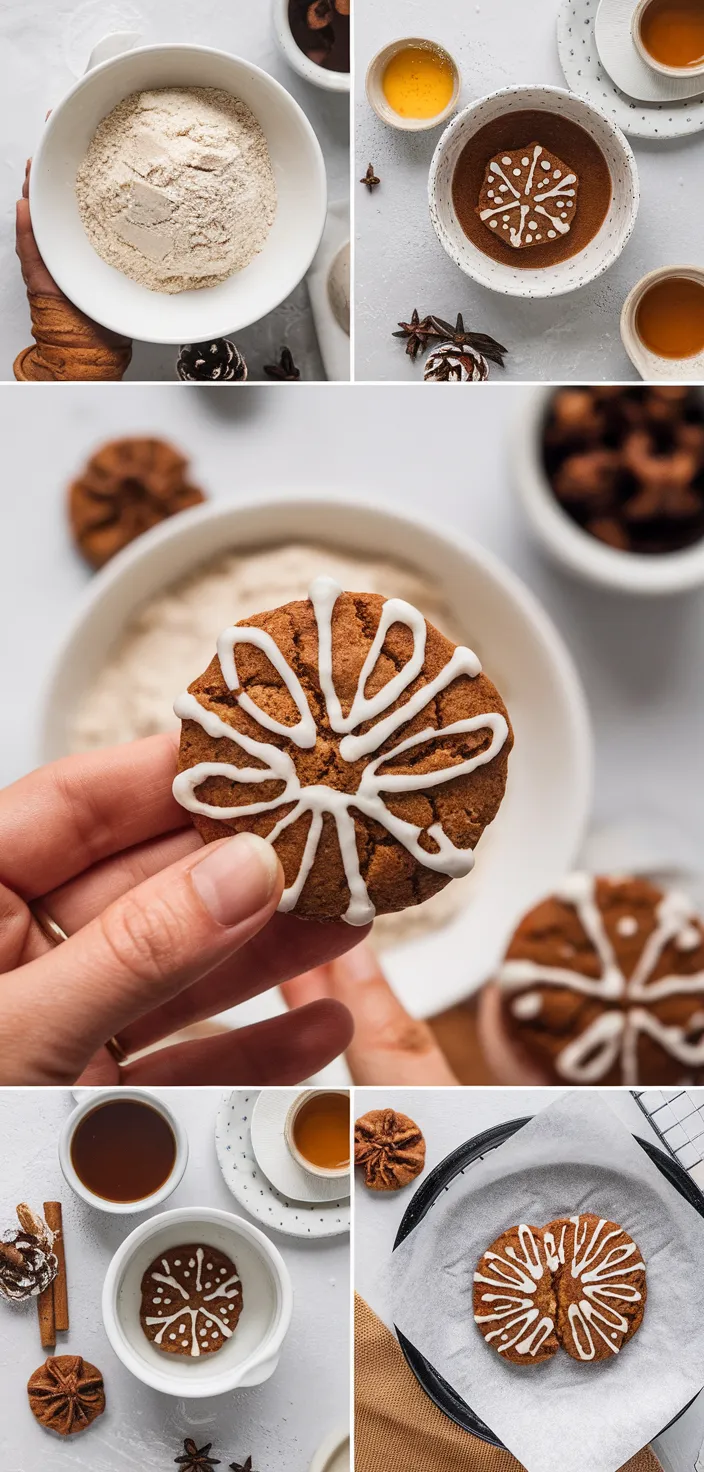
[40,494,592,1017]
[365,38,461,133]
[429,84,639,299]
[620,265,704,381]
[513,385,704,594]
[284,1090,351,1180]
[30,43,327,344]
[102,1206,292,1397]
[59,1088,188,1215]
[273,0,350,92]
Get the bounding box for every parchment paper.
[388,1093,704,1472]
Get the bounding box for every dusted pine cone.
[27,1356,105,1436]
[68,437,206,569]
[424,342,489,382]
[177,339,247,383]
[354,1109,426,1192]
[0,1205,57,1303]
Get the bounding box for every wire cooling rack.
[632,1090,704,1192]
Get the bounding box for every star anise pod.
[230,1458,256,1472]
[428,313,507,368]
[175,1440,221,1472]
[392,309,437,361]
[264,348,301,381]
[361,163,380,192]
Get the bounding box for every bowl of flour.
[41,495,592,1019]
[29,44,327,343]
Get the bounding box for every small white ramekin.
[284,1090,351,1180]
[631,0,704,77]
[365,38,461,133]
[273,0,350,93]
[102,1206,293,1397]
[429,84,639,299]
[512,385,704,595]
[620,265,704,381]
[59,1088,188,1215]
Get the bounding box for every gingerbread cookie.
[173,577,512,925]
[354,1109,426,1191]
[497,873,704,1085]
[473,1224,559,1365]
[140,1244,242,1358]
[477,143,579,250]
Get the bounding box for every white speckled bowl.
[428,84,639,299]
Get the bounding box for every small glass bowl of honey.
[366,38,461,132]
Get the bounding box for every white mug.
[631,0,704,78]
[59,1088,188,1215]
[284,1090,351,1181]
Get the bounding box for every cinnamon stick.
[44,1202,69,1332]
[37,1282,56,1348]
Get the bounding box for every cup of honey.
[366,38,461,132]
[621,265,704,377]
[59,1089,188,1214]
[632,0,704,76]
[284,1090,351,1180]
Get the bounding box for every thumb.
[2,834,283,1083]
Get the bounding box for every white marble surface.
[354,0,704,382]
[0,0,350,382]
[0,1087,349,1472]
[353,1087,704,1472]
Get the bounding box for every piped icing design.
[546,1215,646,1362]
[499,874,704,1084]
[477,143,579,250]
[173,576,509,926]
[140,1244,242,1358]
[473,1225,556,1360]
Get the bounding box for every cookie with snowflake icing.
[140,1244,242,1358]
[477,142,579,250]
[173,577,513,925]
[473,1223,559,1365]
[497,873,704,1085]
[544,1214,646,1363]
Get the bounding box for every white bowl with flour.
[41,496,592,1018]
[30,44,327,343]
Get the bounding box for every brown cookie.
[477,142,579,250]
[140,1243,242,1358]
[544,1214,646,1362]
[69,437,205,570]
[473,1224,558,1365]
[27,1355,105,1435]
[497,873,704,1086]
[354,1109,426,1191]
[173,578,512,925]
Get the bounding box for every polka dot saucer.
[215,1091,351,1239]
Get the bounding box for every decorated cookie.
[477,142,579,250]
[354,1109,426,1191]
[140,1244,243,1358]
[473,1224,559,1365]
[27,1355,105,1435]
[497,874,704,1086]
[173,577,512,925]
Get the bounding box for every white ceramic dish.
[102,1205,292,1396]
[596,0,704,100]
[558,0,704,137]
[309,1428,350,1472]
[620,265,704,380]
[59,1088,188,1215]
[631,0,704,76]
[215,1091,351,1238]
[251,1089,350,1201]
[428,85,638,300]
[365,38,461,133]
[41,495,592,1017]
[30,43,327,344]
[513,386,704,595]
[272,0,350,93]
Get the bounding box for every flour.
[75,87,277,293]
[70,543,469,948]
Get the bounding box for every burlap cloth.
[13,293,132,381]
[355,1294,664,1472]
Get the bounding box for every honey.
[635,275,704,358]
[382,45,455,120]
[293,1092,350,1170]
[70,1099,177,1202]
[639,0,704,67]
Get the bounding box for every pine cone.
[27,1356,105,1436]
[354,1109,426,1192]
[424,342,489,383]
[68,437,206,570]
[176,339,247,383]
[0,1206,57,1303]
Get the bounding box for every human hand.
[0,733,366,1086]
[16,158,61,297]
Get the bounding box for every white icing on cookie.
[173,577,509,926]
[479,143,578,249]
[473,1225,555,1358]
[562,1216,645,1362]
[143,1248,241,1358]
[499,875,704,1083]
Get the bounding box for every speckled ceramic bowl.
[428,84,639,299]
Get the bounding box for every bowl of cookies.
[102,1206,293,1396]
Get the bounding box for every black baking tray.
[392,1116,704,1448]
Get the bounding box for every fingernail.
[191,834,281,928]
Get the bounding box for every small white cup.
[620,265,704,381]
[631,0,704,77]
[59,1088,188,1215]
[284,1090,351,1181]
[365,38,461,133]
[272,0,350,92]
